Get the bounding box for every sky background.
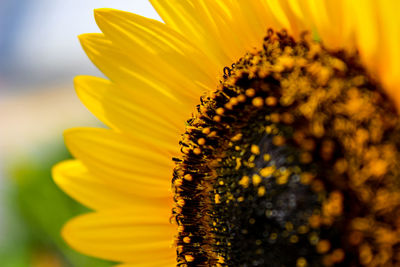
[0,0,161,92]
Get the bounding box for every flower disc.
[173,30,400,267]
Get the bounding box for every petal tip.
[93,8,113,18]
[51,160,65,184]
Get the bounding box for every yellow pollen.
[239,175,250,188]
[272,136,286,146]
[185,255,195,262]
[252,97,264,107]
[369,159,388,177]
[198,138,206,145]
[230,97,238,105]
[252,174,262,186]
[235,158,242,170]
[260,166,275,177]
[231,133,243,141]
[258,186,266,196]
[282,112,294,124]
[237,94,246,102]
[298,225,309,234]
[278,55,294,68]
[309,214,321,228]
[216,107,225,115]
[270,113,280,123]
[334,158,348,174]
[224,103,233,109]
[296,257,307,267]
[300,152,312,163]
[202,128,210,134]
[215,194,221,204]
[251,144,260,155]
[184,174,193,181]
[359,244,373,265]
[317,240,331,254]
[213,115,221,122]
[245,88,256,97]
[331,249,345,263]
[193,147,201,155]
[276,172,289,185]
[351,218,371,231]
[208,131,217,137]
[265,96,277,106]
[300,172,314,185]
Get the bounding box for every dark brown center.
[172,30,400,267]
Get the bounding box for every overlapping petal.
[64,127,172,197]
[151,0,307,72]
[62,210,176,263]
[74,75,181,154]
[114,259,176,267]
[53,160,172,210]
[374,0,400,108]
[78,33,195,114]
[93,9,217,100]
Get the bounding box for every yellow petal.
[296,0,354,50]
[324,0,355,50]
[62,210,176,263]
[64,127,172,197]
[265,0,304,37]
[52,160,172,210]
[350,0,379,72]
[151,0,271,70]
[114,258,175,267]
[74,75,181,154]
[78,33,198,109]
[92,9,217,96]
[376,0,400,110]
[150,0,233,69]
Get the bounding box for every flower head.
[53,1,400,266]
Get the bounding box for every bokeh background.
[0,1,160,266]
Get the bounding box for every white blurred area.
[0,0,161,248]
[0,0,161,153]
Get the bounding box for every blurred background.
[0,1,160,266]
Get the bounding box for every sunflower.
[52,1,400,266]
